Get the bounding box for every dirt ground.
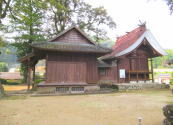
[0,90,172,125]
[3,85,27,91]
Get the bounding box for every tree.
[0,0,12,23]
[9,0,46,82]
[165,0,173,13]
[44,0,116,40]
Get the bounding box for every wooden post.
[137,72,139,83]
[128,71,131,83]
[32,66,35,89]
[151,58,154,83]
[129,58,131,83]
[117,61,119,83]
[27,66,31,90]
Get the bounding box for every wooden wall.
[117,46,150,83]
[46,52,98,84]
[99,67,118,83]
[99,45,151,83]
[51,28,92,44]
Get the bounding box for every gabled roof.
[100,25,167,60]
[48,26,96,45]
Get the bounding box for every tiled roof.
[112,26,146,55]
[32,42,111,53]
[100,25,166,60]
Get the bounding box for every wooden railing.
[126,70,153,82]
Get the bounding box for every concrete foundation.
[116,83,170,91]
[37,85,100,94]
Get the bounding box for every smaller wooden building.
[99,25,167,83]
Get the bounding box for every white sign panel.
[119,69,126,78]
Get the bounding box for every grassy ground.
[0,89,172,125]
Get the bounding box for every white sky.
[86,0,173,49]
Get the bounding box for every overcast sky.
[86,0,173,49]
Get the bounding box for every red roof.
[101,25,146,59]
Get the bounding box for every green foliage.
[0,0,12,23]
[153,49,173,68]
[0,78,7,84]
[6,79,22,85]
[0,62,8,72]
[165,0,173,14]
[0,78,22,85]
[44,0,116,40]
[9,0,46,82]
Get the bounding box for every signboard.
[119,69,126,78]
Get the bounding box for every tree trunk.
[0,82,5,97]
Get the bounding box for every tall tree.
[44,0,116,40]
[0,0,12,23]
[9,0,45,82]
[165,0,173,13]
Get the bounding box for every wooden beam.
[151,58,154,83]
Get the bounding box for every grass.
[0,95,28,100]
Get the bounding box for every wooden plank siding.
[117,46,150,83]
[99,67,118,83]
[46,53,98,84]
[51,28,92,44]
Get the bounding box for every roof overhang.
[115,30,167,57]
[100,29,167,60]
[32,42,111,54]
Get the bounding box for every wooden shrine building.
[99,24,167,83]
[19,26,111,93]
[19,25,166,93]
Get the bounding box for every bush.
[0,78,21,85]
[35,79,44,84]
[6,79,21,85]
[0,62,8,72]
[0,78,7,84]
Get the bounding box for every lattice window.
[71,87,84,91]
[56,87,69,92]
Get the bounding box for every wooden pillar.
[144,73,146,83]
[128,71,130,83]
[151,58,154,83]
[129,58,131,83]
[137,72,139,83]
[27,66,32,90]
[117,61,119,83]
[32,66,35,89]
